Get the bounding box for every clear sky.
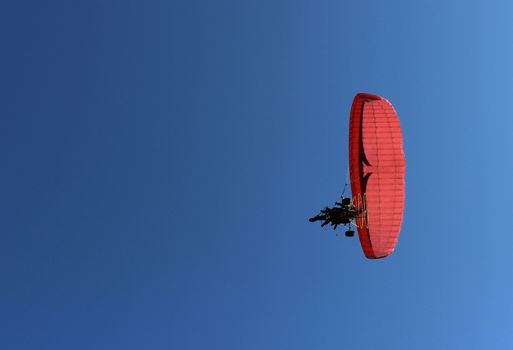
[2,0,513,349]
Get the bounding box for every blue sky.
[2,0,513,349]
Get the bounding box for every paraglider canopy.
[349,93,405,259]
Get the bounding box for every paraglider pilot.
[309,197,359,231]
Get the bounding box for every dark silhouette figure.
[309,198,359,230]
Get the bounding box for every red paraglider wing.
[349,93,405,259]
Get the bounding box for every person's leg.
[309,214,327,222]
